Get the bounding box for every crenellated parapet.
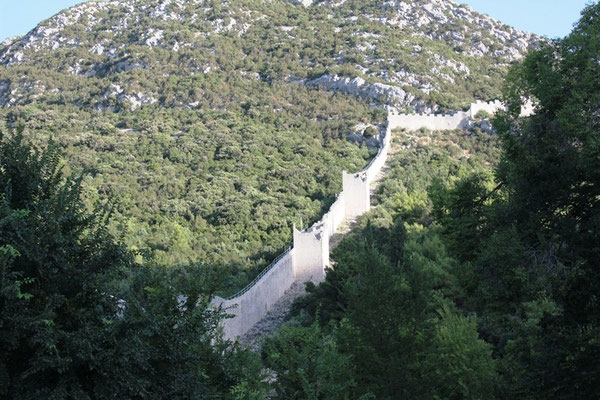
[389,110,469,131]
[342,171,370,219]
[292,222,329,283]
[212,100,535,340]
[470,99,505,117]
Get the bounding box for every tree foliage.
[431,4,600,398]
[0,131,265,399]
[274,7,600,392]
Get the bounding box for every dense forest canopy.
[0,133,266,398]
[1,81,380,294]
[0,0,540,289]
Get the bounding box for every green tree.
[494,5,600,396]
[425,305,497,400]
[293,217,498,399]
[263,322,363,400]
[0,131,265,399]
[337,244,435,399]
[432,4,600,397]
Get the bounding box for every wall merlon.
[293,225,328,283]
[343,170,370,219]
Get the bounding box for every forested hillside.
[0,0,539,288]
[274,122,502,399]
[1,83,379,292]
[2,0,598,398]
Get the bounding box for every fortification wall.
[213,116,393,341]
[388,111,469,131]
[343,171,370,219]
[520,100,536,117]
[323,194,346,237]
[390,99,535,132]
[213,249,295,339]
[293,223,329,283]
[470,100,505,118]
[211,99,535,340]
[365,124,391,182]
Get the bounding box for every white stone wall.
[390,99,535,132]
[293,223,329,283]
[388,110,469,131]
[365,123,391,182]
[212,101,537,340]
[212,115,393,341]
[470,100,505,118]
[323,193,346,237]
[342,171,370,219]
[212,249,295,340]
[519,99,536,117]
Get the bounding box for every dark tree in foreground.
[278,218,497,400]
[433,4,600,398]
[496,6,600,395]
[0,131,265,399]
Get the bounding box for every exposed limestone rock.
[285,0,315,6]
[307,74,434,112]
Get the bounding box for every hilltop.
[0,0,539,111]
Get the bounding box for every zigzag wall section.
[212,100,531,340]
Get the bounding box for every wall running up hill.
[211,116,392,340]
[389,110,470,131]
[212,100,532,341]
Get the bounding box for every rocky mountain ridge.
[0,0,540,113]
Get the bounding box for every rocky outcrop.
[285,0,315,6]
[306,74,434,112]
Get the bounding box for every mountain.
[0,0,539,111]
[0,0,539,288]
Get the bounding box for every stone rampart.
[323,194,346,237]
[211,248,295,339]
[519,99,536,117]
[342,171,370,219]
[470,100,505,118]
[211,99,536,340]
[365,123,391,182]
[293,222,329,283]
[388,111,469,131]
[211,114,393,341]
[389,99,535,132]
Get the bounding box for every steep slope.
[0,0,538,289]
